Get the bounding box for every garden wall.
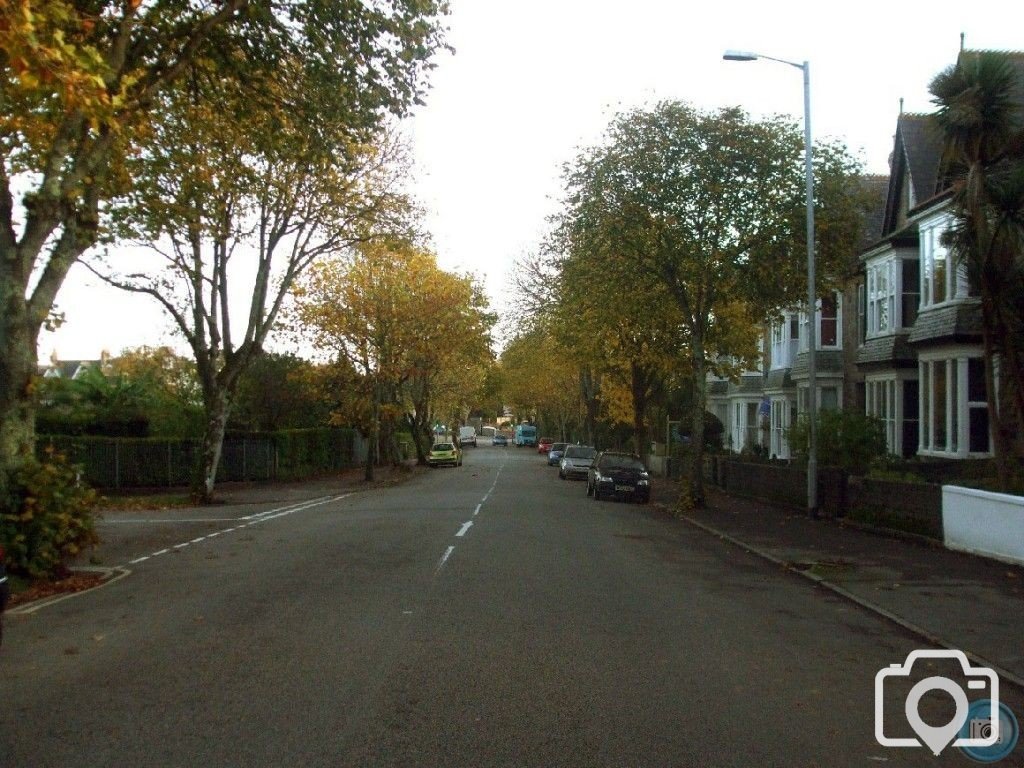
[704,457,943,539]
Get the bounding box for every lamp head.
[723,50,758,62]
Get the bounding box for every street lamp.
[723,49,818,517]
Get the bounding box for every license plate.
[615,484,633,492]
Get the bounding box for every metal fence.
[39,429,367,489]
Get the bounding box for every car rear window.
[552,443,567,451]
[564,446,596,459]
[433,443,453,451]
[600,455,645,470]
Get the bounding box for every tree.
[0,0,450,501]
[232,353,332,432]
[930,51,1024,490]
[499,330,581,440]
[109,346,203,437]
[549,243,687,462]
[558,101,865,506]
[291,240,493,474]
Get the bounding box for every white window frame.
[798,294,843,352]
[865,375,900,456]
[918,349,992,458]
[866,256,898,338]
[920,213,970,309]
[769,311,800,371]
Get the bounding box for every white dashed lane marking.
[121,494,349,569]
[435,462,504,574]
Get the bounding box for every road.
[2,445,1022,767]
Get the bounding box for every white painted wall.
[942,485,1024,566]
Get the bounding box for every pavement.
[665,480,1024,686]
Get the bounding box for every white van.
[458,426,477,447]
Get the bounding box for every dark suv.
[587,451,651,503]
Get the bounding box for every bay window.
[919,353,990,456]
[920,216,971,308]
[798,293,842,351]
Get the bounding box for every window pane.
[921,364,930,449]
[902,258,919,327]
[969,407,990,453]
[950,362,958,453]
[820,294,838,346]
[934,241,947,303]
[933,361,947,450]
[821,387,838,411]
[968,358,987,402]
[921,248,931,306]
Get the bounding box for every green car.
[428,442,463,468]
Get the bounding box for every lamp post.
[723,49,818,517]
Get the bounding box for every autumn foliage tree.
[0,0,450,503]
[557,101,865,506]
[290,240,493,476]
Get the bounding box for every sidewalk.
[660,481,1024,686]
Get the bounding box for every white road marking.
[473,503,481,516]
[455,521,473,537]
[122,493,351,569]
[436,545,455,572]
[9,568,132,615]
[104,518,237,524]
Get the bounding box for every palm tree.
[930,51,1024,490]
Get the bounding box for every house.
[37,350,111,380]
[713,47,1022,464]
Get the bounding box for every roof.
[855,333,917,370]
[858,174,890,249]
[40,360,100,379]
[880,113,945,236]
[908,301,984,346]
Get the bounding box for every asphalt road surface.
[2,445,1022,767]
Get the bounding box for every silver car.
[559,445,597,480]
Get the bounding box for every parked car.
[587,451,651,503]
[0,543,8,647]
[547,442,568,466]
[492,433,509,447]
[559,445,597,479]
[458,425,477,447]
[537,437,554,455]
[428,442,463,468]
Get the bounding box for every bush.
[788,410,886,475]
[0,449,100,578]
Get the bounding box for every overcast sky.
[42,0,1022,361]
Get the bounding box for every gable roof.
[880,113,944,236]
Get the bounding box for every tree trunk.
[196,389,232,503]
[630,362,650,464]
[981,299,1014,490]
[689,345,707,508]
[365,380,379,482]
[406,413,428,465]
[580,368,601,446]
[0,292,39,505]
